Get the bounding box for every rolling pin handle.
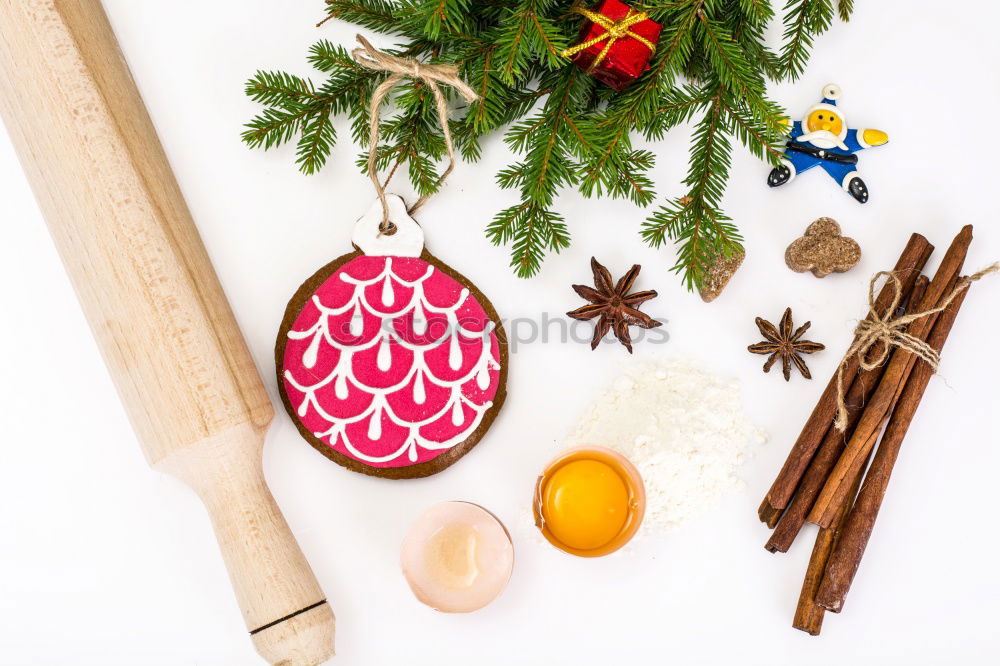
[157,424,335,665]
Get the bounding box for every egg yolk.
[541,459,629,551]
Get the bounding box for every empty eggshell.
[400,501,514,613]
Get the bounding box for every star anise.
[567,257,662,353]
[748,307,825,380]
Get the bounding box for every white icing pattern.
[284,258,501,464]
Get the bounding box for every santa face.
[799,103,848,149]
[807,109,843,136]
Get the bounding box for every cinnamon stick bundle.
[762,225,994,636]
[815,283,971,612]
[758,234,933,520]
[766,276,931,553]
[809,226,973,528]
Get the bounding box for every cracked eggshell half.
[400,501,514,613]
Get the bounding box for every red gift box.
[564,0,662,91]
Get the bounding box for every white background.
[1,2,998,664]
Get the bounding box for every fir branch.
[246,0,857,290]
[245,71,320,109]
[779,0,835,79]
[697,13,764,98]
[504,68,588,205]
[307,40,363,75]
[492,67,591,275]
[731,0,782,80]
[837,0,854,21]
[737,0,775,24]
[646,84,714,138]
[411,0,475,40]
[453,51,544,151]
[323,0,409,35]
[649,0,703,80]
[297,105,336,173]
[642,89,742,289]
[243,106,318,151]
[494,1,569,85]
[683,91,732,210]
[487,202,570,277]
[720,93,786,165]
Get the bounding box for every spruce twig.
[244,0,854,290]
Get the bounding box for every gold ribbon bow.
[560,6,657,73]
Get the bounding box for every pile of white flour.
[569,358,766,530]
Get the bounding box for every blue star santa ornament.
[767,83,888,203]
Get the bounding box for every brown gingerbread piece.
[785,217,861,278]
[699,247,745,302]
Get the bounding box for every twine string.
[833,262,999,431]
[351,35,478,232]
[560,7,656,73]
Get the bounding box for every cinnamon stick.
[758,234,934,519]
[765,276,930,553]
[792,461,866,634]
[906,274,930,333]
[808,225,972,528]
[758,499,783,529]
[815,282,972,612]
[792,533,833,635]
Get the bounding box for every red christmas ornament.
[562,0,662,91]
[274,37,508,480]
[277,196,508,480]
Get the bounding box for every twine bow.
[560,6,656,73]
[351,35,478,232]
[833,262,999,431]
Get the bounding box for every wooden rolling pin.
[0,1,335,663]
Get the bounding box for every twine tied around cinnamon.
[560,6,657,73]
[833,262,1000,431]
[351,35,478,233]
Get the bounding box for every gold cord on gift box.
[560,6,657,72]
[351,35,478,233]
[833,262,999,431]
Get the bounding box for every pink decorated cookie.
[276,196,507,479]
